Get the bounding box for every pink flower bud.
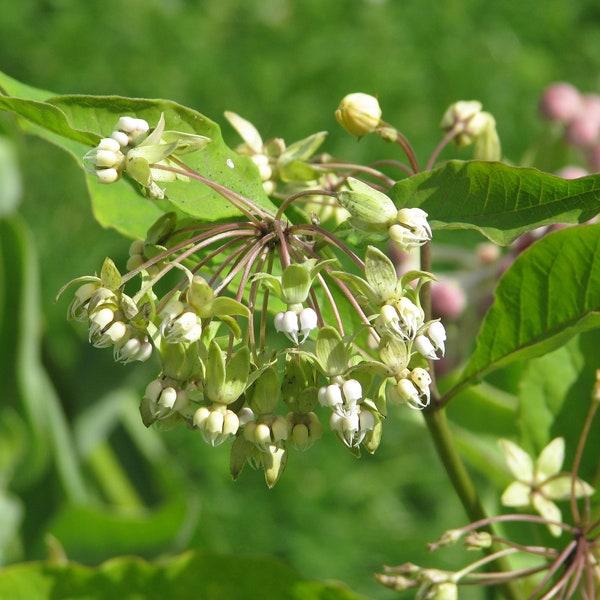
[539,82,582,122]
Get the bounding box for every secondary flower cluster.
[63,102,447,486]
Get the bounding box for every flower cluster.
[538,81,600,174]
[62,99,449,487]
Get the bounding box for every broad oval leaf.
[447,224,600,400]
[391,160,600,245]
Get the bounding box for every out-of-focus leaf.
[0,136,22,215]
[0,550,367,600]
[391,160,600,245]
[0,216,87,500]
[446,224,600,401]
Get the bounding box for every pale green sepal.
[206,341,226,403]
[315,326,348,377]
[535,437,564,480]
[217,315,241,342]
[377,336,409,373]
[128,142,178,164]
[336,177,397,231]
[362,415,383,454]
[125,155,153,186]
[500,481,531,507]
[365,246,398,303]
[282,357,318,413]
[100,257,122,290]
[208,297,250,319]
[139,396,157,428]
[263,445,287,489]
[281,263,312,304]
[217,346,251,405]
[329,271,379,307]
[498,439,534,482]
[161,130,212,154]
[160,341,201,381]
[55,275,100,302]
[279,131,327,163]
[224,111,263,153]
[230,435,254,480]
[248,366,280,415]
[252,272,283,299]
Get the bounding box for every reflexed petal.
[532,494,563,537]
[498,439,533,482]
[500,481,531,507]
[535,437,564,481]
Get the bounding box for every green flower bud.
[337,178,397,233]
[335,93,382,137]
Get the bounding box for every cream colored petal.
[541,475,595,500]
[532,493,563,537]
[535,437,564,481]
[501,481,531,507]
[498,439,533,481]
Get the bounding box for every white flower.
[499,437,595,537]
[160,300,202,344]
[330,405,375,448]
[274,307,318,344]
[194,405,240,447]
[414,335,439,360]
[390,208,432,252]
[427,321,447,355]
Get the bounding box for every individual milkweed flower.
[83,137,125,183]
[193,404,240,447]
[159,299,202,344]
[395,368,432,409]
[142,378,189,422]
[499,437,595,537]
[335,93,382,137]
[426,321,447,355]
[414,335,439,360]
[318,378,363,414]
[274,306,318,344]
[113,327,153,363]
[389,208,432,252]
[67,282,101,322]
[330,405,375,448]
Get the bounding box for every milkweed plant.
[1,73,600,598]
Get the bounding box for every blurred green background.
[1,1,600,598]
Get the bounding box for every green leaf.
[391,160,600,245]
[0,550,366,600]
[517,332,600,481]
[448,224,600,400]
[0,72,277,237]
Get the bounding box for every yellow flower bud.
[335,93,382,137]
